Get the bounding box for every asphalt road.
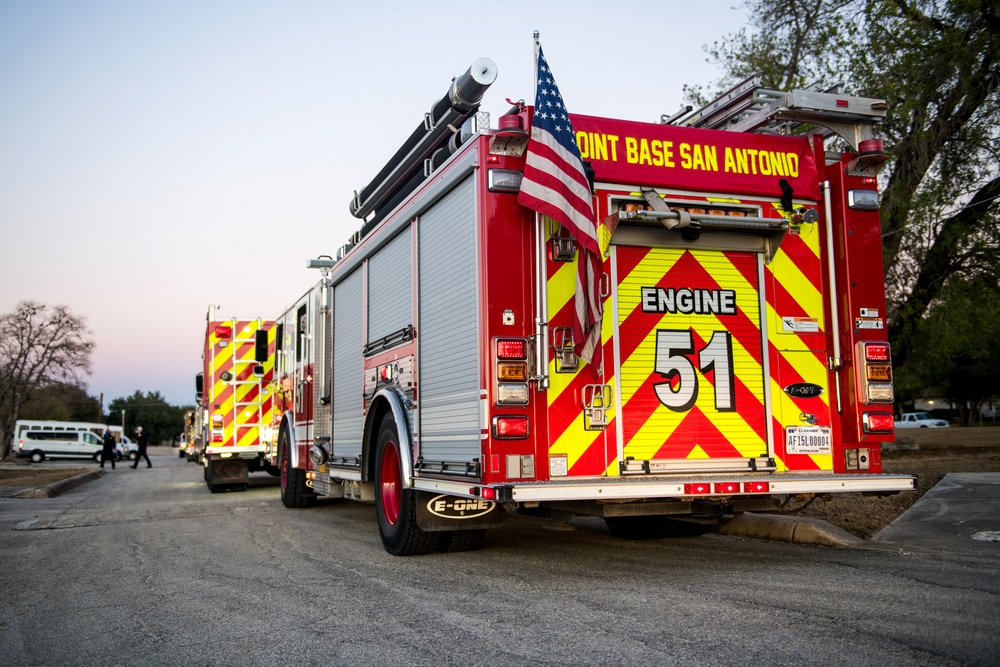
[1,450,998,666]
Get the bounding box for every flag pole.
[531,30,550,391]
[532,30,540,89]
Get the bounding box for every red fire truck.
[198,311,277,492]
[272,58,914,554]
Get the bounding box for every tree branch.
[889,174,1000,366]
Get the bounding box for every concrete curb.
[13,469,105,499]
[717,512,863,547]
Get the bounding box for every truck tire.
[375,414,436,556]
[280,425,315,508]
[30,450,45,463]
[93,452,103,463]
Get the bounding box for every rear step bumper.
[412,472,916,503]
[497,473,916,502]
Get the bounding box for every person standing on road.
[131,426,152,469]
[100,427,116,470]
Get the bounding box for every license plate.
[786,426,832,454]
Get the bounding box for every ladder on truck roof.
[664,74,888,176]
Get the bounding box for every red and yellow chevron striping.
[542,197,833,478]
[207,319,275,449]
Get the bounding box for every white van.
[13,420,124,461]
[15,428,104,463]
[119,435,138,461]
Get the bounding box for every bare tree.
[0,301,94,458]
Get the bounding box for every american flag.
[517,46,603,375]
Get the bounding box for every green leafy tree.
[108,391,187,446]
[894,276,1000,424]
[0,301,94,458]
[692,0,1000,373]
[18,382,102,423]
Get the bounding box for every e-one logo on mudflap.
[427,495,495,519]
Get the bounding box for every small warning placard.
[782,316,819,333]
[856,318,884,330]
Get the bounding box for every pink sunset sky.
[0,0,748,406]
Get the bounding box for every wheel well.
[363,397,393,483]
[278,416,291,463]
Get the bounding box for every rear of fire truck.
[472,77,914,539]
[287,59,913,554]
[200,313,276,493]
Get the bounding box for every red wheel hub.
[380,439,401,526]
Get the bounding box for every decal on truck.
[615,247,768,464]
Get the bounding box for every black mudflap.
[208,458,249,485]
[414,491,506,532]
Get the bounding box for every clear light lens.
[866,383,894,402]
[488,169,523,193]
[848,189,879,211]
[496,383,529,405]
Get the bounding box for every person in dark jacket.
[100,427,116,470]
[131,426,152,469]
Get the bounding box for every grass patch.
[0,467,95,488]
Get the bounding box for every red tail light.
[215,325,232,339]
[713,482,740,494]
[492,415,529,439]
[863,412,894,433]
[684,483,711,495]
[744,481,770,493]
[864,342,890,362]
[496,338,527,360]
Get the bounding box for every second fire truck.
[197,311,278,492]
[262,57,913,554]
